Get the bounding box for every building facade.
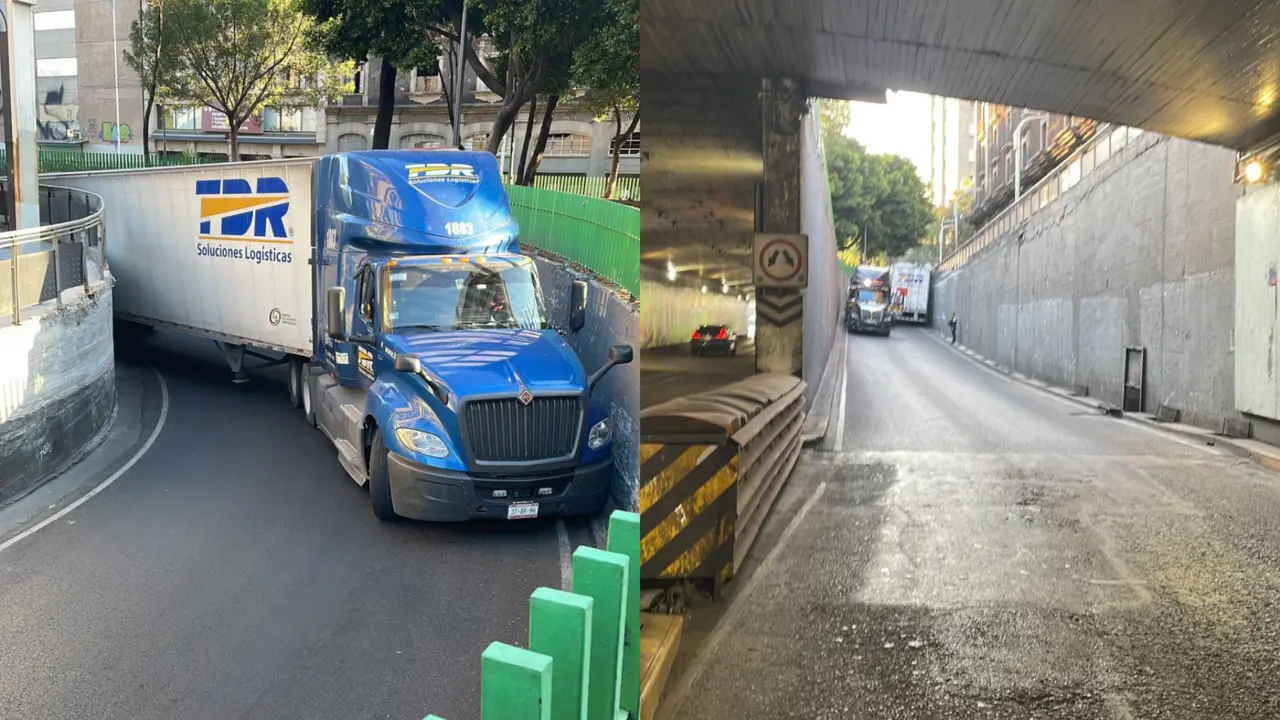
[926,96,976,208]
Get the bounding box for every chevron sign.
[756,288,803,326]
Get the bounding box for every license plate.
[507,502,539,520]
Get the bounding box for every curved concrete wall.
[534,257,640,512]
[0,283,116,504]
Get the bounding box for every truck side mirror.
[326,286,347,340]
[587,343,634,391]
[394,354,422,374]
[568,278,588,332]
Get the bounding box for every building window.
[1020,134,1029,165]
[36,57,76,78]
[338,132,368,152]
[262,108,312,133]
[466,133,490,151]
[160,106,198,130]
[399,133,448,149]
[34,10,76,30]
[613,131,640,156]
[543,133,591,156]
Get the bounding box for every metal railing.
[638,374,807,599]
[0,184,108,324]
[424,509,641,719]
[939,123,1147,275]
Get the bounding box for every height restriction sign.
[753,233,809,289]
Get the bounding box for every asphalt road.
[0,329,592,720]
[661,327,1280,720]
[641,340,756,408]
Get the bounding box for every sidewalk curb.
[801,328,847,445]
[923,329,1280,466]
[640,611,683,720]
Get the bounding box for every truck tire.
[368,428,400,522]
[301,376,317,428]
[288,356,304,409]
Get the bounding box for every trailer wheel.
[288,356,304,409]
[369,428,399,522]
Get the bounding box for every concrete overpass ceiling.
[641,0,1280,151]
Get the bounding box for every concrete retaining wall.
[933,133,1238,431]
[534,256,640,512]
[0,282,117,505]
[639,280,750,349]
[800,107,844,403]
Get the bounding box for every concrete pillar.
[1,0,40,230]
[756,77,805,375]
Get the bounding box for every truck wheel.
[369,428,400,522]
[301,377,317,428]
[288,356,304,409]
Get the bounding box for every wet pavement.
[661,327,1280,720]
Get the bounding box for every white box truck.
[890,262,932,324]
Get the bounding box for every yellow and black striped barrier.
[640,374,807,595]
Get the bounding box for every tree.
[302,0,439,150]
[825,135,935,258]
[819,98,850,140]
[164,0,353,160]
[125,0,178,161]
[570,0,638,197]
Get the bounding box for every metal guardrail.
[425,509,641,720]
[0,184,108,324]
[637,374,807,597]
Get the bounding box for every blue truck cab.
[296,150,632,522]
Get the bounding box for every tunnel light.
[701,285,708,294]
[666,260,677,282]
[1245,161,1265,183]
[722,283,729,293]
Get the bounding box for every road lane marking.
[556,517,572,590]
[832,341,849,453]
[0,366,170,554]
[657,481,828,720]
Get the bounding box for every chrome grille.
[861,309,882,323]
[464,396,581,462]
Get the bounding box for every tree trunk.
[485,98,522,156]
[142,102,152,164]
[605,108,641,199]
[521,93,558,186]
[516,96,537,182]
[372,57,397,150]
[229,124,239,162]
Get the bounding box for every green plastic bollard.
[480,642,554,720]
[606,511,641,718]
[571,546,630,720]
[530,587,594,720]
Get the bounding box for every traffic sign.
[753,233,808,289]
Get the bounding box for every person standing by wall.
[949,312,958,344]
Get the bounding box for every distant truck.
[846,265,893,336]
[890,262,933,324]
[55,150,632,523]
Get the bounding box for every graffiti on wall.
[37,84,80,141]
[84,118,133,145]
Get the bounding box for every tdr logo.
[196,177,289,239]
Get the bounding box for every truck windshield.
[854,288,884,304]
[384,259,548,331]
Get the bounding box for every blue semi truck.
[59,150,632,522]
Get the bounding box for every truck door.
[349,264,378,393]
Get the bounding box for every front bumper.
[847,316,892,332]
[385,451,613,521]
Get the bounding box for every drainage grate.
[1154,405,1181,423]
[1221,417,1253,439]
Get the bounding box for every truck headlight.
[396,428,449,459]
[588,419,612,450]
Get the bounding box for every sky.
[842,90,933,185]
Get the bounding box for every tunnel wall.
[534,256,640,512]
[638,281,750,348]
[0,283,117,505]
[800,104,843,403]
[932,132,1239,431]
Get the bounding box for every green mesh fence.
[4,149,224,173]
[513,174,641,201]
[507,184,640,298]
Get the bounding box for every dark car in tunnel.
[691,325,739,356]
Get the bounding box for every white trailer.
[890,262,932,324]
[49,160,318,373]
